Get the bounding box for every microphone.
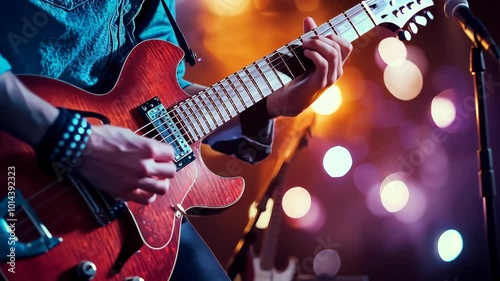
[444,0,500,59]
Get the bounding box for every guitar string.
[141,4,376,144]
[13,2,381,231]
[135,6,364,140]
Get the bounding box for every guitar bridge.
[137,97,195,171]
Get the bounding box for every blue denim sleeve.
[0,54,11,75]
[134,0,190,89]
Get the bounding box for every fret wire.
[286,43,306,72]
[227,76,248,109]
[326,19,339,35]
[196,94,219,129]
[223,80,245,113]
[206,90,229,123]
[168,108,194,143]
[241,71,264,103]
[261,57,286,88]
[197,93,221,127]
[252,62,275,93]
[332,13,358,42]
[274,51,295,79]
[343,12,361,37]
[243,66,266,99]
[231,74,255,107]
[346,5,371,35]
[191,96,215,132]
[186,99,209,136]
[315,24,331,36]
[361,1,378,25]
[182,102,204,138]
[348,6,375,35]
[258,59,283,92]
[210,87,232,121]
[174,107,197,142]
[216,83,238,117]
[234,71,256,104]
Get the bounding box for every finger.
[145,139,176,161]
[303,17,317,33]
[137,177,170,195]
[139,158,176,178]
[325,34,353,63]
[121,189,157,205]
[308,37,342,84]
[303,39,339,85]
[303,49,329,90]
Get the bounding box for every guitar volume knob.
[76,260,97,281]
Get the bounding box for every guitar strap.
[159,0,197,66]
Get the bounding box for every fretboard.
[174,1,378,143]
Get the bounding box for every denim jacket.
[0,0,189,91]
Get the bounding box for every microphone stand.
[469,46,499,280]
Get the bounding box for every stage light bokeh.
[383,60,423,101]
[311,85,343,116]
[437,229,464,262]
[323,146,353,178]
[431,96,456,128]
[282,186,312,219]
[378,37,407,66]
[380,179,410,213]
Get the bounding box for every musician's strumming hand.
[76,125,176,204]
[266,17,352,117]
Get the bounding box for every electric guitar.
[248,163,297,281]
[0,1,434,280]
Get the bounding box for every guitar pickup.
[137,97,195,171]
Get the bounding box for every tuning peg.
[408,22,418,34]
[397,30,412,41]
[414,15,428,26]
[424,10,434,20]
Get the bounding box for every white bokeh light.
[380,179,410,213]
[431,96,456,128]
[311,85,343,115]
[438,229,463,262]
[378,37,407,65]
[383,60,423,101]
[282,187,311,219]
[323,146,353,178]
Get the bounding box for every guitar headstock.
[366,0,435,40]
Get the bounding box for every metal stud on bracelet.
[35,108,92,170]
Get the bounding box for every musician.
[0,0,351,280]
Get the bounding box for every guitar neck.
[174,1,380,143]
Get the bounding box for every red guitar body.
[0,40,244,281]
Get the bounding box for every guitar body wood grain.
[0,40,244,281]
